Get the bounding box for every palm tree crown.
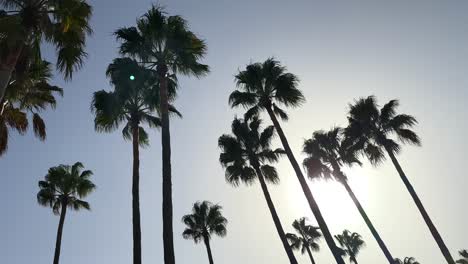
[182,201,227,243]
[335,230,365,264]
[457,250,468,264]
[286,217,321,254]
[37,162,95,214]
[345,96,420,164]
[0,59,62,156]
[229,58,304,120]
[394,257,420,264]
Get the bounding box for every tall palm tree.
[114,7,209,263]
[182,201,227,264]
[0,0,92,101]
[303,127,395,263]
[394,257,420,264]
[37,162,96,264]
[218,116,298,264]
[229,58,345,264]
[286,217,322,264]
[92,57,179,264]
[456,250,468,264]
[335,230,365,264]
[345,96,455,264]
[0,59,62,156]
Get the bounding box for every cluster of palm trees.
[1,1,465,264]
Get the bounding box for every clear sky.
[1,0,467,263]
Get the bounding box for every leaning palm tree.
[92,57,179,264]
[0,0,92,101]
[0,59,62,156]
[345,96,455,264]
[229,58,345,264]
[456,250,468,264]
[218,116,298,264]
[286,217,322,264]
[335,230,365,264]
[182,201,227,264]
[394,257,420,264]
[114,7,209,263]
[37,162,96,264]
[303,127,395,263]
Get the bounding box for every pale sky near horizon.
[1,1,467,263]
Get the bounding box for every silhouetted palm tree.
[456,250,468,264]
[0,0,92,101]
[394,257,420,264]
[229,58,345,264]
[335,230,365,264]
[0,59,62,156]
[37,162,95,264]
[286,217,322,264]
[182,201,227,264]
[303,127,395,263]
[115,7,209,262]
[92,57,179,264]
[345,96,454,264]
[218,116,298,264]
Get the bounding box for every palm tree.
[286,217,322,264]
[92,57,179,264]
[182,201,227,264]
[335,230,365,264]
[345,96,455,264]
[218,116,298,264]
[229,58,345,264]
[456,250,468,264]
[0,59,62,156]
[37,162,96,264]
[394,257,420,264]
[0,0,92,101]
[303,127,395,263]
[114,7,209,263]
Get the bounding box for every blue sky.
[1,0,467,263]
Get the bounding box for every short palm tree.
[182,201,227,264]
[394,257,420,264]
[345,96,455,264]
[229,58,345,264]
[303,127,395,263]
[218,116,298,264]
[115,7,209,263]
[335,230,365,264]
[0,0,92,101]
[37,162,95,264]
[92,57,179,264]
[456,250,468,264]
[0,59,62,156]
[286,217,322,264]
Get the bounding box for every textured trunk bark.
[132,125,142,264]
[53,201,67,264]
[158,66,176,264]
[266,106,345,264]
[304,245,316,264]
[253,165,298,264]
[204,236,214,264]
[341,179,394,263]
[385,147,455,264]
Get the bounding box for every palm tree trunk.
[340,179,395,263]
[132,125,142,264]
[253,165,298,264]
[266,106,345,264]
[304,245,317,264]
[385,147,455,264]
[158,66,176,264]
[53,201,67,264]
[203,235,215,264]
[0,45,24,102]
